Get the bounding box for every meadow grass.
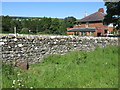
[2,45,119,88]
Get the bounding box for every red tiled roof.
[76,12,106,22]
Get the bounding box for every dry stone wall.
[0,34,118,65]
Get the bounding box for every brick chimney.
[98,8,104,13]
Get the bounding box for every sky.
[2,0,104,2]
[2,2,106,19]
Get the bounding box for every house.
[67,8,114,36]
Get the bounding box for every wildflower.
[17,73,20,76]
[12,86,14,88]
[87,84,90,86]
[18,83,21,86]
[30,87,33,89]
[17,80,20,82]
[22,85,24,87]
[13,80,16,84]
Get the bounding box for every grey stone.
[1,34,118,65]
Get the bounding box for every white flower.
[30,87,33,89]
[22,85,24,87]
[12,86,14,88]
[13,80,16,84]
[17,80,20,81]
[18,83,21,86]
[17,73,20,76]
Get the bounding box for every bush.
[20,28,29,34]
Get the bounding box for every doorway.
[97,33,101,37]
[104,30,108,34]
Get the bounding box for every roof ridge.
[80,12,98,21]
[76,11,105,22]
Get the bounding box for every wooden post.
[14,27,16,37]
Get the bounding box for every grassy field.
[2,46,119,88]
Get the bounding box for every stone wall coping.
[0,34,118,40]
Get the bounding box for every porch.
[67,28,96,36]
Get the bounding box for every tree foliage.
[20,28,29,34]
[104,1,120,30]
[64,16,76,28]
[2,16,76,35]
[50,18,60,34]
[2,15,11,32]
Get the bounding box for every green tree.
[28,19,38,33]
[59,20,67,35]
[58,16,76,35]
[10,19,22,33]
[20,28,29,34]
[2,16,12,33]
[2,16,77,35]
[64,16,76,28]
[50,18,60,34]
[21,18,38,33]
[21,19,29,28]
[104,1,120,30]
[38,17,52,34]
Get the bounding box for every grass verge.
[2,45,119,88]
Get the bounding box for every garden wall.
[0,34,118,65]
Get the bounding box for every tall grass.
[2,45,119,88]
